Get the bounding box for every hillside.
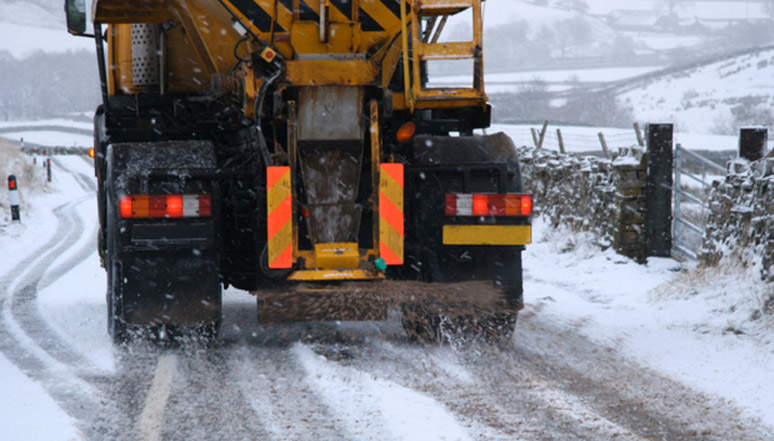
[0,1,93,58]
[616,47,774,133]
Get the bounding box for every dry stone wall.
[517,146,648,261]
[703,156,774,280]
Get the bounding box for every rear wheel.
[107,262,128,343]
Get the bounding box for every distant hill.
[615,46,774,133]
[0,0,97,58]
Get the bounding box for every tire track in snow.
[474,305,774,441]
[159,349,272,441]
[0,196,119,438]
[38,158,98,293]
[314,339,645,441]
[8,159,98,372]
[452,341,650,441]
[293,342,474,441]
[229,345,347,441]
[311,340,515,441]
[0,159,133,439]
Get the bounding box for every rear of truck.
[66,0,531,342]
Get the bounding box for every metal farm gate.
[672,144,725,260]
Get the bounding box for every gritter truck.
[64,0,532,342]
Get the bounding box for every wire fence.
[489,124,642,155]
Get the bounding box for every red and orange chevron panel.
[267,166,293,269]
[379,163,404,265]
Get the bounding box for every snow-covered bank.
[0,352,82,440]
[524,219,774,427]
[0,155,95,441]
[0,139,49,231]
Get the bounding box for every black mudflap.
[120,253,221,328]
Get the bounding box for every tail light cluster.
[119,194,212,219]
[445,193,532,217]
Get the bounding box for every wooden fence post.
[634,122,645,147]
[598,132,610,158]
[556,128,565,154]
[537,121,549,149]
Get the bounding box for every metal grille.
[672,144,725,260]
[131,24,160,86]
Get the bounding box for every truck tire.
[107,262,128,343]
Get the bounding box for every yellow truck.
[65,0,531,342]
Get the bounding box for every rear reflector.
[119,194,212,219]
[445,193,532,217]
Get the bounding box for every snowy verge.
[0,157,96,441]
[524,217,774,428]
[0,352,83,441]
[0,139,50,230]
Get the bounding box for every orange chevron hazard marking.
[379,192,404,237]
[379,163,404,265]
[267,166,288,191]
[380,241,402,266]
[267,194,292,240]
[267,166,293,269]
[273,244,293,269]
[380,163,404,188]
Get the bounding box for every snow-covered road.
[1,152,773,441]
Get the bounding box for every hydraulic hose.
[253,65,283,166]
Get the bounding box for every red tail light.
[445,193,532,217]
[120,196,133,218]
[119,194,212,219]
[165,195,183,218]
[521,194,533,217]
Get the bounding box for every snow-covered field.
[0,1,92,58]
[618,48,774,134]
[430,66,666,94]
[584,0,771,19]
